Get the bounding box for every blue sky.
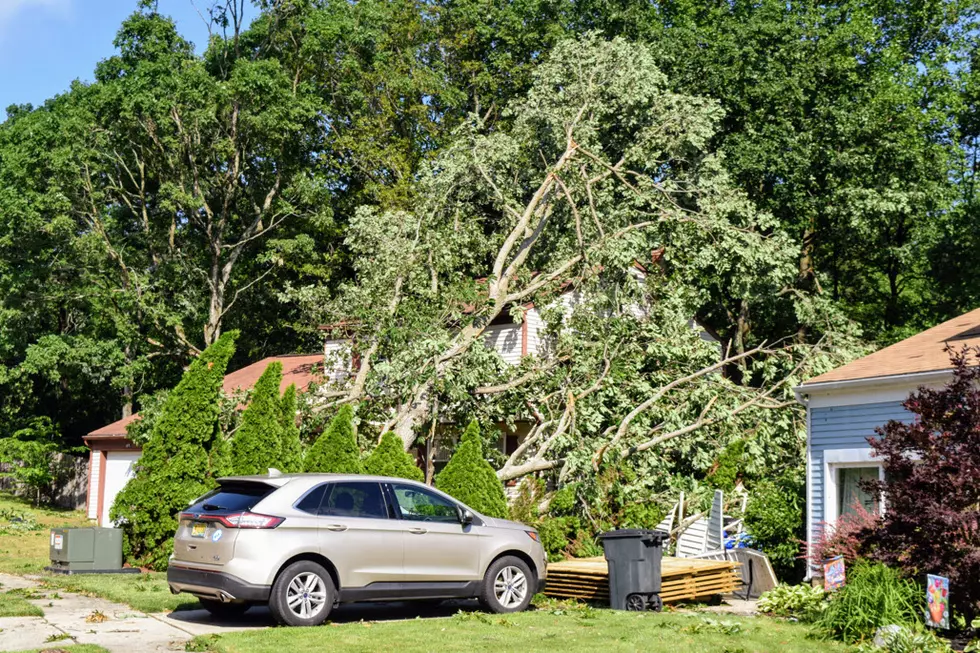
[0,1,259,118]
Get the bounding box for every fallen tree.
[293,34,862,486]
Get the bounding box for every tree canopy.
[2,0,979,527]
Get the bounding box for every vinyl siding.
[323,339,352,384]
[808,400,909,532]
[525,308,547,358]
[483,324,523,365]
[87,450,101,520]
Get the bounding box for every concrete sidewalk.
[0,572,266,653]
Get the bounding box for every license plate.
[190,522,208,538]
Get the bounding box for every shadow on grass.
[167,598,489,628]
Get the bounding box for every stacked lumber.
[544,556,740,604]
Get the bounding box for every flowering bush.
[808,500,881,567]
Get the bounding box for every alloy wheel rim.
[286,572,327,619]
[493,565,528,609]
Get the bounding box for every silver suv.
[166,473,547,626]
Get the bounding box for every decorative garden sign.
[926,575,949,629]
[824,556,846,591]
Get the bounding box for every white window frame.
[823,447,885,528]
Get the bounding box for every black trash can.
[598,528,669,611]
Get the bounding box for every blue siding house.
[795,307,980,576]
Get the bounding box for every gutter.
[792,368,954,404]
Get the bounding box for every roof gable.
[804,307,980,386]
[86,354,323,439]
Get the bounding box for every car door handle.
[325,524,348,532]
[408,527,427,535]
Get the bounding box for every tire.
[625,593,646,611]
[199,598,250,618]
[268,560,336,626]
[478,556,534,614]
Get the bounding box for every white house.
[794,307,980,574]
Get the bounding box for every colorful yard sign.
[823,556,846,591]
[926,575,949,629]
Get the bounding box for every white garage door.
[101,451,141,526]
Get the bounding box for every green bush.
[232,362,283,476]
[757,583,826,619]
[707,438,747,491]
[278,384,303,473]
[304,404,363,474]
[364,432,423,480]
[111,331,239,570]
[744,470,805,582]
[817,561,922,644]
[436,420,508,518]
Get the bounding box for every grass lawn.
[0,592,44,617]
[0,493,89,576]
[190,603,848,653]
[0,492,196,613]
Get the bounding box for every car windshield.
[187,483,274,513]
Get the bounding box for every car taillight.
[179,512,283,529]
[218,512,284,529]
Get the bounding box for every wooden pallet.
[544,556,741,604]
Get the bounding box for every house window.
[837,466,880,517]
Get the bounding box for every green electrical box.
[47,527,136,575]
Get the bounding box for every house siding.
[483,324,523,365]
[87,449,101,520]
[808,400,909,532]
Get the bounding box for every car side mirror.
[459,508,474,526]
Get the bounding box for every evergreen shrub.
[232,362,283,475]
[364,432,423,480]
[278,384,303,473]
[110,331,238,570]
[304,404,363,473]
[435,420,508,518]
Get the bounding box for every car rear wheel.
[478,556,534,614]
[269,560,336,626]
[199,598,250,618]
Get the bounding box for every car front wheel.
[478,556,534,614]
[269,560,336,626]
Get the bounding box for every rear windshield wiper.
[202,503,228,511]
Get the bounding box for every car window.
[390,484,459,523]
[320,482,388,519]
[294,483,328,515]
[187,482,275,513]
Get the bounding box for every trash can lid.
[597,528,669,541]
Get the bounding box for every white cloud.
[0,0,70,31]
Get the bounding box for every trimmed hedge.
[304,404,363,473]
[365,431,423,480]
[110,331,238,570]
[436,420,508,518]
[232,362,283,476]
